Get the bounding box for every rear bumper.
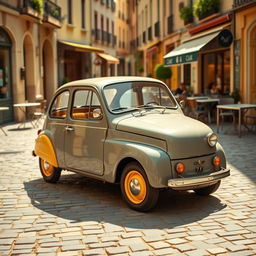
[168,168,230,190]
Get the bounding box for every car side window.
[50,90,70,119]
[71,89,103,120]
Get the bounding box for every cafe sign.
[164,52,198,66]
[218,29,233,48]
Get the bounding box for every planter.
[198,8,219,21]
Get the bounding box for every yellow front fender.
[34,135,58,167]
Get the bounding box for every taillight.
[37,129,42,135]
[213,156,221,167]
[175,162,185,174]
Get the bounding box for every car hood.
[115,112,215,159]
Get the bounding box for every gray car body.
[42,76,227,189]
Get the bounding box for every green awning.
[164,29,233,66]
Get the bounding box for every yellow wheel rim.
[40,159,54,177]
[124,170,147,204]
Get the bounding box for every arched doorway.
[42,40,54,104]
[248,24,256,104]
[23,35,35,102]
[0,27,13,123]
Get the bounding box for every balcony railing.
[106,32,111,44]
[20,0,43,20]
[19,0,61,27]
[233,0,255,8]
[112,35,117,46]
[143,31,146,43]
[155,21,160,37]
[94,29,100,41]
[148,26,152,41]
[0,0,19,11]
[43,0,61,28]
[167,15,174,34]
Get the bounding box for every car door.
[64,88,107,176]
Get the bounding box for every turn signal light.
[176,163,185,174]
[213,156,221,167]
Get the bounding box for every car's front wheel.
[39,158,61,183]
[120,162,159,212]
[194,180,221,196]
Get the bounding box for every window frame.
[70,88,103,121]
[49,90,70,120]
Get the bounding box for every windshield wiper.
[111,106,140,112]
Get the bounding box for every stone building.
[0,0,61,123]
[91,0,119,77]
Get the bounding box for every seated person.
[174,83,186,96]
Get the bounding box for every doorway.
[0,27,13,123]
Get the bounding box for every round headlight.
[207,133,218,147]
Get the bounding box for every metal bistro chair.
[219,97,235,130]
[187,99,208,122]
[32,99,47,127]
[245,100,256,132]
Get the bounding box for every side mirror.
[179,100,186,109]
[92,108,103,119]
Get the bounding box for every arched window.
[0,28,12,47]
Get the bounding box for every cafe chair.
[219,97,235,130]
[187,99,208,122]
[32,99,47,127]
[245,100,256,131]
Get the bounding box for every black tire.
[39,158,61,183]
[120,162,159,212]
[194,180,221,196]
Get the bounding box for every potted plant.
[180,5,194,25]
[193,0,220,20]
[29,0,44,14]
[154,64,172,83]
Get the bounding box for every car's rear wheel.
[39,158,61,183]
[194,180,221,196]
[120,162,159,212]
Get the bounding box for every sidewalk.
[0,122,255,256]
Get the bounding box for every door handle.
[65,126,74,131]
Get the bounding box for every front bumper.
[168,168,230,190]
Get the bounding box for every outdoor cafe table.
[13,102,40,128]
[0,107,9,135]
[217,104,256,137]
[196,98,220,123]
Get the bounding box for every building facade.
[137,0,164,79]
[0,0,61,123]
[164,0,234,95]
[56,0,102,84]
[233,0,256,104]
[91,0,119,77]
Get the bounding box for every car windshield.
[103,81,177,113]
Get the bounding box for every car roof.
[58,76,164,92]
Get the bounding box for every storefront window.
[202,50,230,96]
[0,28,11,100]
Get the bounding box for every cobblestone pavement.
[0,122,256,256]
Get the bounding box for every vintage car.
[33,77,230,212]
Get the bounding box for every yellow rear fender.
[34,134,58,167]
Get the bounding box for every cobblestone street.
[0,122,256,256]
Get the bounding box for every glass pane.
[72,90,102,120]
[0,48,11,100]
[50,91,69,118]
[104,81,176,113]
[0,29,11,44]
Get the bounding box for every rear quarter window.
[50,90,70,119]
